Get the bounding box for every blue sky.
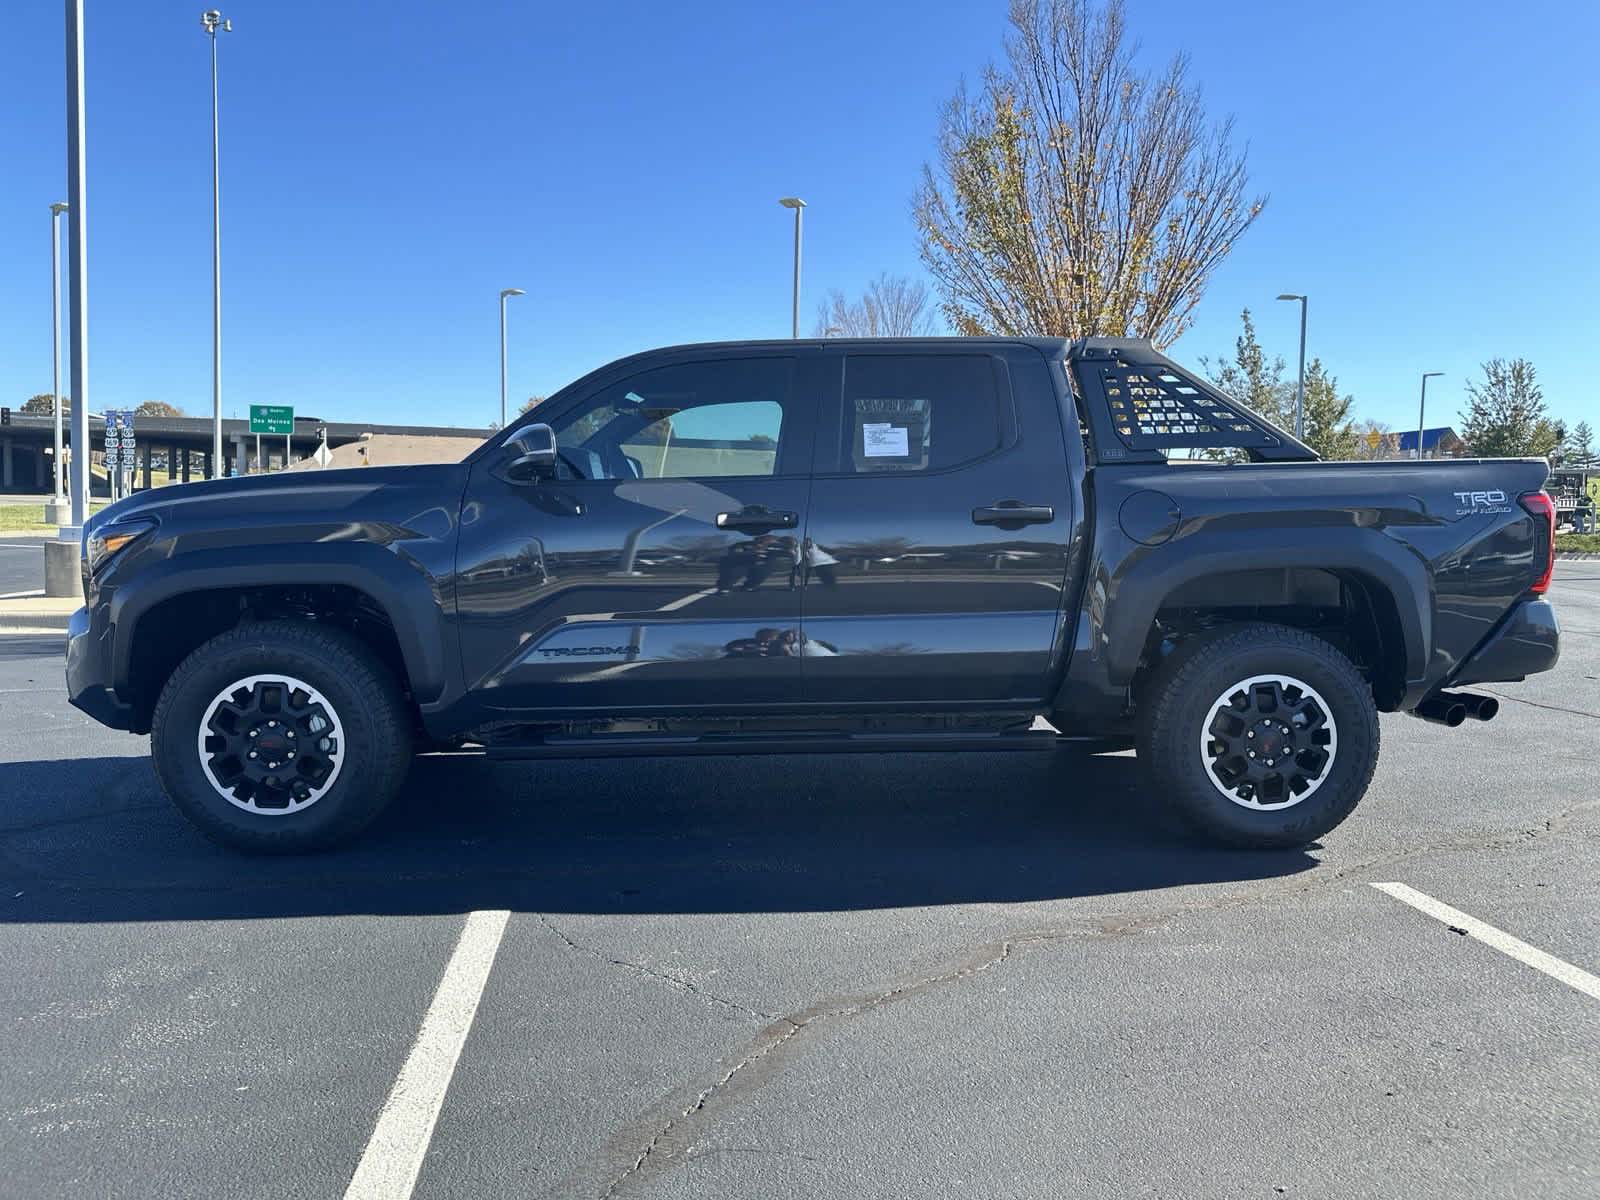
[2,0,1596,435]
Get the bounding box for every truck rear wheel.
[151,620,413,853]
[1137,623,1379,848]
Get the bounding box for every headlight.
[86,518,156,574]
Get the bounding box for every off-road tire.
[151,620,412,852]
[1137,623,1379,848]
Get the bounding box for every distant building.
[1389,427,1467,459]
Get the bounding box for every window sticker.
[852,397,930,471]
[862,423,909,457]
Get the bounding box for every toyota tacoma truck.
[65,338,1561,852]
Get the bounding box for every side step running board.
[480,729,1107,760]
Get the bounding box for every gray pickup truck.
[66,337,1560,851]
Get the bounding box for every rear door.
[798,345,1076,705]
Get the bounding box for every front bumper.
[65,604,135,730]
[1452,597,1561,686]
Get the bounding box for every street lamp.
[499,288,525,429]
[1416,372,1444,460]
[779,197,806,339]
[49,202,69,508]
[1277,293,1307,440]
[65,0,90,530]
[202,10,232,479]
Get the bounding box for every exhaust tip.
[1442,703,1467,728]
[1472,696,1499,722]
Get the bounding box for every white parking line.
[343,909,511,1200]
[1371,882,1600,1002]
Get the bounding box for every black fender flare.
[1100,528,1431,687]
[108,542,449,703]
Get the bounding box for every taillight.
[1519,491,1555,594]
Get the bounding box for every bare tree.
[1351,418,1392,460]
[814,274,942,337]
[915,0,1265,344]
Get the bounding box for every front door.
[454,351,815,718]
[798,346,1075,705]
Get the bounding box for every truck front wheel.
[1138,623,1379,848]
[151,620,413,853]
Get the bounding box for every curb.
[0,599,75,634]
[0,616,70,635]
[1556,552,1600,562]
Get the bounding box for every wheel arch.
[112,545,447,732]
[1106,534,1429,710]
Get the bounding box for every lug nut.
[286,731,296,740]
[1248,751,1257,759]
[268,721,277,728]
[248,750,258,759]
[1247,731,1255,739]
[249,729,258,738]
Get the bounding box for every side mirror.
[505,423,557,481]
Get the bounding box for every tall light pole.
[65,0,90,529]
[203,10,231,478]
[498,288,525,429]
[1416,371,1444,461]
[779,197,806,338]
[1277,293,1307,440]
[50,202,69,507]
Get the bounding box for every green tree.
[1568,420,1595,468]
[134,400,182,417]
[1459,359,1560,458]
[518,395,547,416]
[1300,359,1360,460]
[21,393,65,415]
[915,0,1265,343]
[1537,419,1567,465]
[1200,309,1291,430]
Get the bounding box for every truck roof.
[612,335,1078,356]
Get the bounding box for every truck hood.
[86,464,469,537]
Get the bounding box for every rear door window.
[838,355,1004,474]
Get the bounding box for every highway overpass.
[0,411,492,494]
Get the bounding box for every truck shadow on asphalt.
[0,749,1319,923]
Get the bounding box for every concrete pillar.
[1,437,12,489]
[44,537,80,597]
[141,442,152,490]
[203,450,213,480]
[181,447,190,483]
[34,446,47,489]
[232,434,246,478]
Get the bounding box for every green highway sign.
[249,404,294,435]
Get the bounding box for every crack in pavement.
[592,938,1021,1200]
[1478,686,1600,721]
[566,794,1600,1199]
[536,913,779,1024]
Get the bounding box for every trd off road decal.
[1452,488,1513,516]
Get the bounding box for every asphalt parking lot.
[0,541,44,597]
[1,570,1596,1199]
